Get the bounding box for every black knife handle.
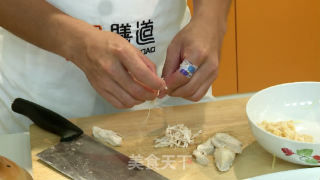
[11,98,83,142]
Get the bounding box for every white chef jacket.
[0,0,214,134]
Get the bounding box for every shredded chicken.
[154,124,202,148]
[258,120,313,142]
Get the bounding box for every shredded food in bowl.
[258,120,313,142]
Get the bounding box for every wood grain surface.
[30,97,305,180]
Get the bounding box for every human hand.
[160,18,226,101]
[71,29,166,109]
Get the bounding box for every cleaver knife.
[11,98,168,180]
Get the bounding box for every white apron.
[0,0,214,134]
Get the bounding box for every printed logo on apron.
[93,19,156,55]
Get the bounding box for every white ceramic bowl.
[247,82,320,166]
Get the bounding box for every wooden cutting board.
[30,97,305,180]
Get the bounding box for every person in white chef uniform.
[0,0,231,134]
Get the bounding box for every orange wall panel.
[187,0,193,15]
[236,0,320,93]
[212,0,238,96]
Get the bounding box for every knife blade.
[11,98,168,180]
